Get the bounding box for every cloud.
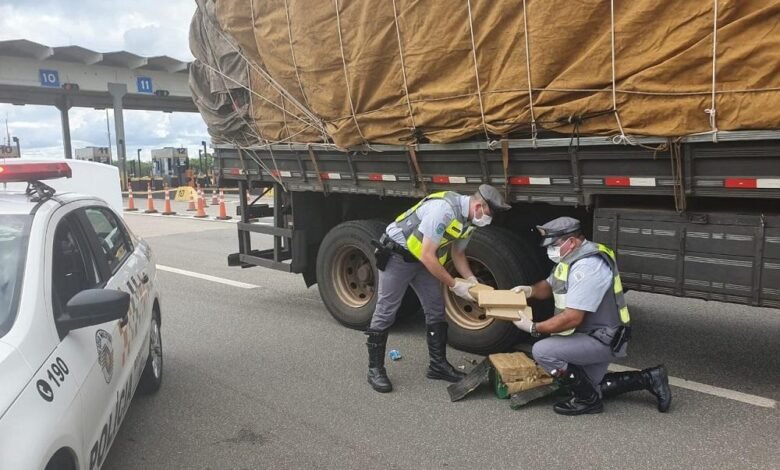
[0,0,208,157]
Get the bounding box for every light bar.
[0,162,72,183]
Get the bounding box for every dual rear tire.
[316,220,551,354]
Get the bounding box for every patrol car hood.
[0,340,32,419]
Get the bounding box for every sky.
[0,0,209,160]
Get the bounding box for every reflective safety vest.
[549,240,631,336]
[394,191,474,264]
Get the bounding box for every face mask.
[547,245,562,263]
[472,205,492,227]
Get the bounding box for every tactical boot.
[600,365,671,412]
[425,322,466,383]
[366,330,392,393]
[553,365,603,416]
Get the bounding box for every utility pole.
[105,109,113,165]
[137,149,142,178]
[12,137,20,158]
[201,140,208,174]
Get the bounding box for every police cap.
[536,216,581,247]
[477,184,512,213]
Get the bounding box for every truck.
[190,0,780,354]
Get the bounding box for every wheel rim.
[443,258,497,331]
[150,319,162,379]
[331,244,375,308]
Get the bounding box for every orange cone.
[216,191,232,220]
[144,184,158,214]
[186,191,196,211]
[211,188,219,206]
[193,193,208,218]
[125,186,138,211]
[161,187,176,215]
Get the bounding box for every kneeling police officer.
[511,217,672,415]
[366,185,511,393]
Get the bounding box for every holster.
[371,239,390,271]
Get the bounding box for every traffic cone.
[211,188,219,206]
[216,191,231,220]
[161,187,176,215]
[193,193,208,218]
[186,191,196,211]
[144,184,158,214]
[125,186,138,212]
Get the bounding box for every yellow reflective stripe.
[554,263,569,281]
[445,220,464,238]
[598,243,616,260]
[406,235,423,258]
[553,292,567,310]
[552,328,575,336]
[438,253,449,264]
[613,275,623,294]
[619,306,631,324]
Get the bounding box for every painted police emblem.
[95,329,114,384]
[436,223,446,235]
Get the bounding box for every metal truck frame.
[215,130,780,354]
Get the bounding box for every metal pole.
[137,149,142,178]
[12,137,20,158]
[105,109,113,165]
[56,96,73,159]
[108,83,128,190]
[201,140,207,174]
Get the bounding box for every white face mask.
[472,205,492,227]
[547,245,562,263]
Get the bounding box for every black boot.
[600,365,671,412]
[425,322,466,383]
[366,330,392,393]
[553,366,603,416]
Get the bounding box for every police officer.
[366,185,511,393]
[511,217,672,415]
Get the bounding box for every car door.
[75,206,142,470]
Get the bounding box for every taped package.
[489,352,552,395]
[467,282,532,322]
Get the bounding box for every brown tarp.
[191,0,780,148]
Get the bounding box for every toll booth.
[0,144,20,158]
[75,146,111,164]
[151,147,189,187]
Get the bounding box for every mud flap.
[447,358,491,402]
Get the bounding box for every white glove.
[450,279,476,302]
[512,311,534,333]
[465,276,478,285]
[510,285,534,298]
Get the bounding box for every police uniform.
[528,217,672,415]
[365,185,510,393]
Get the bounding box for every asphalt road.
[105,213,780,470]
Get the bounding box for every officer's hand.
[510,285,534,298]
[450,279,476,302]
[512,311,534,333]
[465,276,478,285]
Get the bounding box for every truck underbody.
[215,131,780,353]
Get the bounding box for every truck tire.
[317,220,387,329]
[445,226,551,354]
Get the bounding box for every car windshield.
[0,214,32,338]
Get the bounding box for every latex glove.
[510,285,534,298]
[465,276,478,285]
[450,279,476,302]
[512,311,534,333]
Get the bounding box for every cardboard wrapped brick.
[489,352,552,396]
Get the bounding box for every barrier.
[144,184,158,214]
[125,186,138,212]
[161,187,176,216]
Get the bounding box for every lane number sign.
[39,69,60,88]
[136,77,153,93]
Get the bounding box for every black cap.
[536,217,581,247]
[477,184,511,213]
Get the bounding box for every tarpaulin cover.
[190,0,780,148]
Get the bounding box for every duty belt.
[380,234,419,263]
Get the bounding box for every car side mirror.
[57,289,129,336]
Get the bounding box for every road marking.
[608,364,777,409]
[157,265,259,289]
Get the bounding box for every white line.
[157,265,259,289]
[608,364,776,409]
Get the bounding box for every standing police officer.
[366,185,511,393]
[511,217,671,415]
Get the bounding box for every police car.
[0,161,163,470]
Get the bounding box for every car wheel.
[138,309,162,394]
